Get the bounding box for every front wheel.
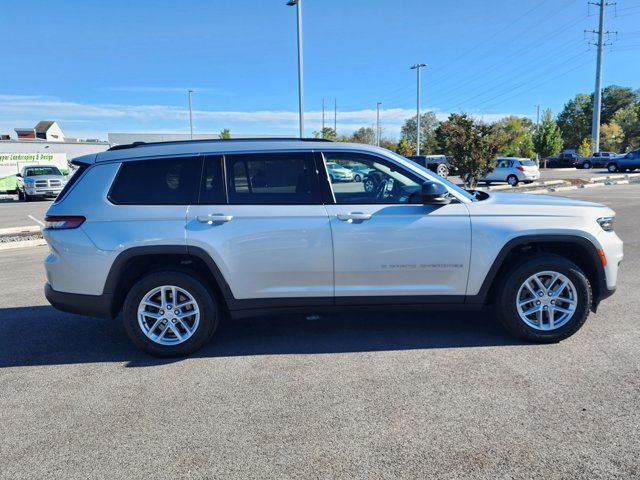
[363,178,375,192]
[354,174,362,182]
[122,271,219,357]
[507,174,519,187]
[436,164,449,178]
[495,254,591,343]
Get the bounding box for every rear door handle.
[336,212,372,222]
[197,214,234,224]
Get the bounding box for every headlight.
[597,217,615,232]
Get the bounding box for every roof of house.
[34,121,57,133]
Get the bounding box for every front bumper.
[45,283,113,319]
[25,187,63,197]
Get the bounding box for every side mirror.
[422,181,452,205]
[16,173,22,178]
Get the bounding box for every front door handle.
[197,214,234,224]
[336,212,372,222]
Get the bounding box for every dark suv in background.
[406,155,450,177]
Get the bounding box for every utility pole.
[287,0,305,138]
[187,89,194,140]
[376,102,382,146]
[535,104,540,166]
[587,1,616,154]
[322,98,325,138]
[411,63,427,155]
[334,98,337,135]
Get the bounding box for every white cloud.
[0,94,529,141]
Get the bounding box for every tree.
[395,137,415,156]
[601,85,639,125]
[439,113,507,188]
[313,127,337,141]
[557,93,592,149]
[219,128,231,139]
[578,138,591,157]
[350,127,375,145]
[613,104,640,152]
[400,112,439,154]
[533,109,563,161]
[378,138,397,151]
[495,116,535,158]
[599,122,624,152]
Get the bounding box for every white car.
[43,139,622,356]
[481,157,540,186]
[326,162,354,182]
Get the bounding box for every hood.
[486,192,603,209]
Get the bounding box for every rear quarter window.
[108,156,202,205]
[54,165,88,204]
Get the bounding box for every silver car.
[480,157,540,186]
[17,165,67,201]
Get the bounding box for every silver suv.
[43,139,623,356]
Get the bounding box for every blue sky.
[1,0,639,140]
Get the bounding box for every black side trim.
[335,295,465,306]
[466,234,608,305]
[45,283,113,319]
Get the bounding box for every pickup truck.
[543,152,582,168]
[574,152,619,169]
[406,155,450,177]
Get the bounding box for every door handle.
[196,214,234,224]
[336,212,372,222]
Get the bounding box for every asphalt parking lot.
[1,185,639,479]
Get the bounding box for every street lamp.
[410,63,427,155]
[287,0,304,138]
[187,89,194,140]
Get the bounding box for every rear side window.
[54,165,87,204]
[225,152,319,205]
[109,156,202,205]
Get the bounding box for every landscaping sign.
[0,153,68,191]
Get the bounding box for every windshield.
[24,166,62,176]
[384,150,477,202]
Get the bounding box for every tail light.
[44,215,86,230]
[516,166,525,172]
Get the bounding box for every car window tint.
[225,152,318,205]
[198,155,225,204]
[323,152,422,205]
[109,156,202,205]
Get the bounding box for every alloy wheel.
[516,271,577,331]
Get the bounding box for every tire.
[24,192,32,202]
[17,189,24,201]
[607,163,618,173]
[495,254,591,343]
[507,175,519,187]
[363,178,375,192]
[122,271,219,357]
[582,161,591,169]
[436,164,449,178]
[354,174,362,182]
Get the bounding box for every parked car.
[479,157,540,186]
[347,164,372,182]
[544,152,582,168]
[605,149,640,173]
[16,165,67,202]
[575,152,618,169]
[326,162,354,182]
[44,139,622,356]
[406,155,450,178]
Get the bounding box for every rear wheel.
[582,161,592,169]
[436,164,449,178]
[122,271,219,357]
[507,174,519,187]
[607,163,618,173]
[495,255,591,343]
[354,173,362,182]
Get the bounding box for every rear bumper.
[45,283,113,319]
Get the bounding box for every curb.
[0,238,47,251]
[0,225,41,236]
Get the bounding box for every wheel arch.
[469,235,607,309]
[103,245,234,318]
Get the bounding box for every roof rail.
[107,137,333,151]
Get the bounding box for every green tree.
[439,113,507,188]
[350,127,375,145]
[378,138,397,151]
[601,85,639,125]
[578,138,591,157]
[533,109,564,161]
[400,112,439,154]
[395,137,415,156]
[599,122,624,152]
[613,104,640,152]
[496,116,535,158]
[313,127,337,141]
[557,93,592,149]
[219,128,231,139]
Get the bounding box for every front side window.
[323,152,423,204]
[225,152,318,205]
[109,156,202,205]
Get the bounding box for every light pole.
[287,0,304,138]
[411,63,427,155]
[187,89,194,140]
[376,102,382,146]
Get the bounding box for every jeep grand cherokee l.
[43,139,623,356]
